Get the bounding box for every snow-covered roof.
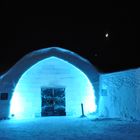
[0,47,100,92]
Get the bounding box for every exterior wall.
[0,47,99,119]
[0,82,13,119]
[99,68,140,120]
[10,57,96,118]
[0,101,10,119]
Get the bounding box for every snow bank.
[0,117,140,140]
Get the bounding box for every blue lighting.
[10,57,96,119]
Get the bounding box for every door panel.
[41,87,66,116]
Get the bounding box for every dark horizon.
[1,4,139,74]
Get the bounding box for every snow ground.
[0,116,140,140]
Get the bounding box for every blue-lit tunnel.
[10,56,97,119]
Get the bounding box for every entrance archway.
[10,57,96,119]
[0,47,99,119]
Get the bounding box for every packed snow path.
[0,116,140,140]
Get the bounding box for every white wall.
[99,68,140,120]
[10,57,96,119]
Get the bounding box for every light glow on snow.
[10,92,24,118]
[10,57,96,119]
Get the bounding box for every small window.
[0,93,8,100]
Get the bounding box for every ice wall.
[99,68,140,120]
[0,47,99,119]
[10,57,96,119]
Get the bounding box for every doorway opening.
[41,87,66,116]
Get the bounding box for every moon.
[105,33,109,38]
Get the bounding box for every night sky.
[1,2,138,74]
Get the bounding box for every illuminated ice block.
[10,57,96,119]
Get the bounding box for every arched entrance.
[0,47,99,119]
[10,57,96,118]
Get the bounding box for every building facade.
[0,47,140,120]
